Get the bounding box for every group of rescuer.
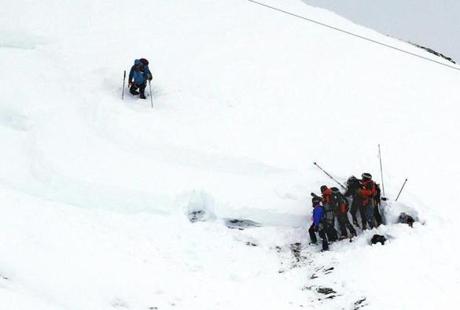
[308,173,383,251]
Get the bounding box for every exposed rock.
[412,43,456,64]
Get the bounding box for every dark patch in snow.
[353,297,368,309]
[148,307,158,310]
[302,285,337,299]
[187,209,206,223]
[289,242,312,268]
[316,287,336,295]
[184,191,216,222]
[276,242,314,272]
[246,241,257,247]
[310,266,334,279]
[290,242,302,261]
[224,218,261,230]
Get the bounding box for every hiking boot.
[140,93,146,99]
[130,88,140,95]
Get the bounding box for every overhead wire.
[247,0,460,72]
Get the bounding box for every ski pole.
[395,178,408,201]
[378,144,386,197]
[148,80,153,108]
[313,162,346,190]
[122,70,126,100]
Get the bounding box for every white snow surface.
[303,0,460,62]
[1,0,460,309]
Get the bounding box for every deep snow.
[1,0,459,309]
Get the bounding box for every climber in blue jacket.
[308,196,329,251]
[128,58,152,99]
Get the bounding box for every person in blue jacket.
[308,196,329,251]
[128,58,152,99]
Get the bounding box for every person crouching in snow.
[308,196,329,251]
[128,58,152,99]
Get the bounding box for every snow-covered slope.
[303,0,460,62]
[1,0,459,309]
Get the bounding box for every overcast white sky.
[303,0,460,62]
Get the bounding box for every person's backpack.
[322,203,335,224]
[338,194,349,213]
[359,179,377,207]
[331,187,348,214]
[133,58,149,71]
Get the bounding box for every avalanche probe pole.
[378,144,386,197]
[395,178,408,201]
[148,80,153,108]
[313,162,346,190]
[122,70,126,100]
